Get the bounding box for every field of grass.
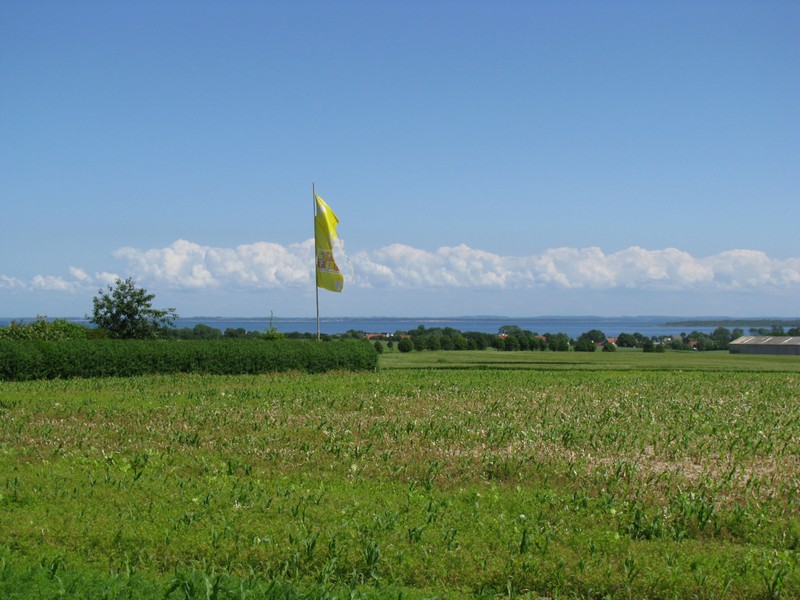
[380,348,800,372]
[1,352,799,598]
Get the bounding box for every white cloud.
[1,269,119,294]
[95,271,121,286]
[3,241,799,297]
[703,249,799,289]
[68,267,91,282]
[356,243,532,288]
[351,243,798,291]
[112,239,313,289]
[0,274,27,289]
[31,275,77,291]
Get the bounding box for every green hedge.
[0,318,89,341]
[0,339,377,380]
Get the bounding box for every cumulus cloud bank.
[8,270,120,293]
[112,239,314,289]
[354,244,799,290]
[2,239,799,293]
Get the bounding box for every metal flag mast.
[313,184,345,340]
[313,182,321,341]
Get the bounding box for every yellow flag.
[314,194,344,292]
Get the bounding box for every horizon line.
[2,315,799,322]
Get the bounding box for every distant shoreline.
[3,315,798,338]
[4,315,797,323]
[666,318,800,327]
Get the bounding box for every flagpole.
[313,182,320,341]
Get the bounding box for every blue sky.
[2,0,798,318]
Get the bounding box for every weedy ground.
[1,353,799,598]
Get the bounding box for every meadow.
[1,351,799,598]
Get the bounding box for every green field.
[380,348,800,372]
[1,352,799,598]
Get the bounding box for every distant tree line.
[382,325,588,353]
[4,278,795,352]
[2,318,786,353]
[749,325,800,336]
[380,324,763,353]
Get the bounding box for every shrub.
[547,333,571,352]
[573,334,597,352]
[0,317,88,341]
[397,338,414,353]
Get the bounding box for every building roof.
[730,336,800,346]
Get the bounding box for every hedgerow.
[0,317,88,341]
[0,339,377,380]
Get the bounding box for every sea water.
[0,316,726,338]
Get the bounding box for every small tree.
[584,329,607,344]
[90,277,178,339]
[263,310,284,340]
[547,333,571,352]
[398,338,414,353]
[574,334,597,352]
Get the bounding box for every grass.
[0,354,799,598]
[379,348,800,371]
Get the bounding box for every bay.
[172,316,721,338]
[0,315,731,338]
